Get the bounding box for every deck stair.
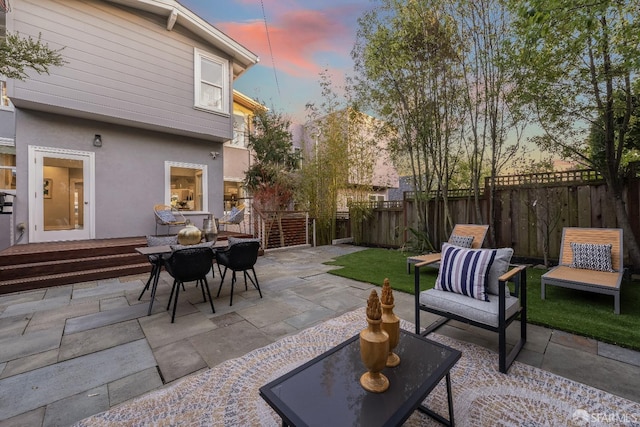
[0,237,151,295]
[0,233,251,295]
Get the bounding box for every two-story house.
[0,0,258,250]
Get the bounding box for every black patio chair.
[138,235,178,303]
[163,246,215,323]
[216,240,262,306]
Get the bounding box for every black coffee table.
[259,329,461,427]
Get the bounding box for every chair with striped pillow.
[414,243,527,374]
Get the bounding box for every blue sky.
[180,0,373,123]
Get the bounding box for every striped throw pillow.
[435,243,496,301]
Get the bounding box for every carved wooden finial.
[381,278,394,305]
[366,289,382,320]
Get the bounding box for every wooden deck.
[0,232,249,295]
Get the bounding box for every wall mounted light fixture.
[93,134,102,147]
[210,151,219,159]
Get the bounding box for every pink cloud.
[217,7,353,78]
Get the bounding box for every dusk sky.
[181,0,374,123]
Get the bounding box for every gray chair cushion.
[146,235,178,247]
[156,209,176,223]
[419,288,520,328]
[227,237,261,247]
[170,241,215,251]
[486,248,514,295]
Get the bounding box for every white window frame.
[194,48,229,114]
[0,137,15,191]
[164,161,208,213]
[0,80,14,111]
[228,113,248,148]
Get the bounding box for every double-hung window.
[194,48,229,114]
[231,113,247,147]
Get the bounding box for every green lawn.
[325,248,640,351]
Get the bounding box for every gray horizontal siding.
[10,0,234,141]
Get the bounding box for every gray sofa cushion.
[419,288,520,328]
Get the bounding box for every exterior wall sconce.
[93,134,102,147]
[210,151,219,159]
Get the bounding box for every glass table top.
[260,329,461,427]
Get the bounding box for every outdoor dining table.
[135,241,227,315]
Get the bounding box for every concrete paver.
[107,367,163,407]
[0,244,638,427]
[0,328,62,363]
[0,339,155,420]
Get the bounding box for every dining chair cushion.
[170,241,215,252]
[228,237,261,247]
[146,235,178,247]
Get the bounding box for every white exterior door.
[29,146,95,242]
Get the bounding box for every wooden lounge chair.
[541,227,624,314]
[406,224,489,273]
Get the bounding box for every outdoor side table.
[260,329,461,427]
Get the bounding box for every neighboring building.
[295,110,399,210]
[387,176,414,201]
[224,90,265,212]
[0,0,258,249]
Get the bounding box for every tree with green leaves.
[352,0,466,250]
[245,105,299,248]
[454,0,526,245]
[506,0,640,267]
[0,33,64,80]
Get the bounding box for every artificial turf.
[325,247,640,351]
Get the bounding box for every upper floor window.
[230,113,247,148]
[194,48,229,114]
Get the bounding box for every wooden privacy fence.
[351,164,640,264]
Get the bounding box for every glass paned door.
[29,146,94,242]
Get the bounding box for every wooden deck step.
[0,263,150,295]
[0,253,148,281]
[0,233,248,295]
